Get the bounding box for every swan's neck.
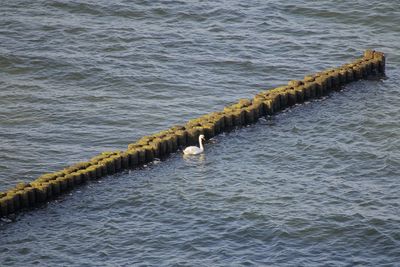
[199,137,204,150]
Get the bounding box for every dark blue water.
[1,1,399,266]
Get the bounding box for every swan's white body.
[183,135,205,155]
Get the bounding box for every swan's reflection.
[183,153,206,164]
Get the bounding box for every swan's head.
[199,134,205,141]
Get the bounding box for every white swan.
[183,134,206,155]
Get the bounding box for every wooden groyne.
[0,50,386,218]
